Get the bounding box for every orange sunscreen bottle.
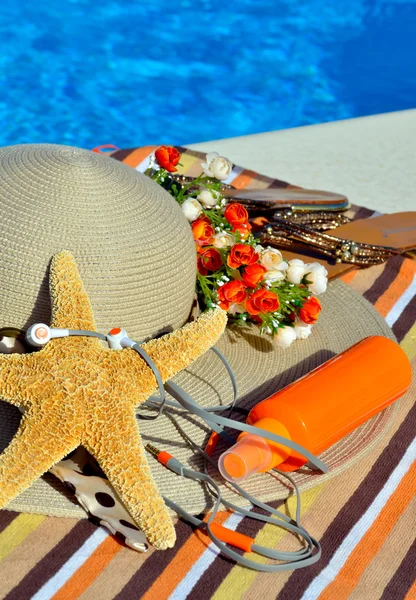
[219,336,411,482]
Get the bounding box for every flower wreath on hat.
[146,146,328,348]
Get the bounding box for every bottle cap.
[218,417,292,482]
[219,434,272,482]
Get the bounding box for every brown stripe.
[344,262,385,297]
[0,517,79,598]
[179,146,203,159]
[380,537,416,600]
[348,498,416,600]
[255,174,273,185]
[277,397,416,600]
[0,511,18,534]
[345,204,361,220]
[393,294,416,342]
[113,520,193,600]
[111,149,135,163]
[79,544,152,600]
[4,520,96,600]
[364,255,405,305]
[175,146,189,154]
[268,178,290,189]
[353,206,375,220]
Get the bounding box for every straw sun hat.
[0,144,397,519]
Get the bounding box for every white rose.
[197,189,219,208]
[201,152,233,180]
[305,262,328,277]
[228,303,246,315]
[273,326,297,348]
[304,262,328,295]
[286,259,306,284]
[212,231,235,249]
[260,247,287,272]
[294,320,313,340]
[263,269,285,283]
[182,198,202,222]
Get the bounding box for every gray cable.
[132,343,167,420]
[143,345,239,414]
[54,327,324,571]
[164,380,328,473]
[164,410,320,561]
[132,347,324,570]
[68,329,107,341]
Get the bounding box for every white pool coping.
[188,110,416,214]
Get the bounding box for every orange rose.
[299,297,321,324]
[224,203,249,226]
[192,218,215,245]
[242,263,267,288]
[231,221,252,240]
[154,146,181,172]
[217,280,248,310]
[198,248,223,273]
[245,289,280,315]
[227,244,259,268]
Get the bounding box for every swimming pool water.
[0,1,415,149]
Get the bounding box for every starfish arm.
[0,353,40,409]
[49,251,98,332]
[140,308,227,390]
[84,408,176,550]
[0,409,80,509]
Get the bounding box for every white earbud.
[26,324,135,350]
[26,324,70,347]
[106,327,134,350]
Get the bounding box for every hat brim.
[2,280,398,518]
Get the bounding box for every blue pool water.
[0,1,415,149]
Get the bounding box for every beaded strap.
[258,218,401,266]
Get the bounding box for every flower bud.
[273,326,297,348]
[294,320,313,339]
[197,189,219,208]
[286,259,306,284]
[212,231,235,249]
[182,198,202,222]
[201,152,233,180]
[259,247,287,271]
[304,262,328,295]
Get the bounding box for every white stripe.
[301,436,416,600]
[168,512,244,600]
[385,274,416,327]
[32,527,108,600]
[224,165,243,185]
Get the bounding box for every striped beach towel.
[0,147,414,600]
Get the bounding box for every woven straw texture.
[0,144,397,518]
[0,144,196,340]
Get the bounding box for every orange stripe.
[142,511,231,600]
[232,169,258,190]
[340,269,359,285]
[318,461,416,600]
[374,259,416,317]
[51,535,123,600]
[122,146,157,168]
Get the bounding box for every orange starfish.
[0,251,227,549]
